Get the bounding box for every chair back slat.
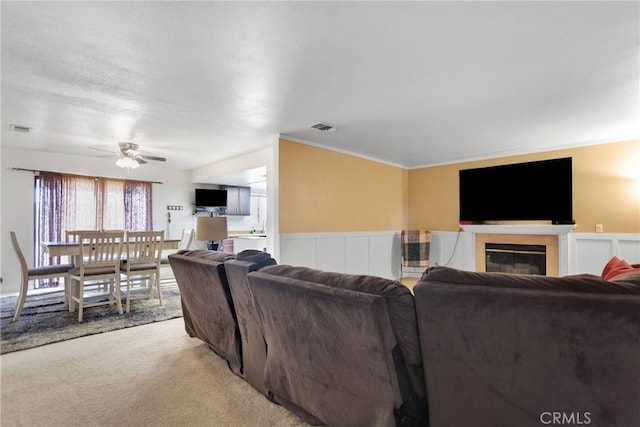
[178,229,194,250]
[76,231,124,272]
[125,231,164,264]
[65,230,94,242]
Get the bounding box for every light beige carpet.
[0,318,308,427]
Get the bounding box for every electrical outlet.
[595,224,604,233]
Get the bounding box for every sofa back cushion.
[414,267,640,427]
[247,270,425,426]
[420,266,640,294]
[168,250,241,375]
[259,265,423,373]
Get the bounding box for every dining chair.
[68,230,124,322]
[66,230,126,292]
[65,230,93,242]
[9,231,74,322]
[66,230,126,239]
[120,230,164,312]
[161,228,193,264]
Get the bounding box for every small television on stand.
[194,188,227,214]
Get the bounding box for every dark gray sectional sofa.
[247,265,427,427]
[415,267,640,427]
[169,250,640,427]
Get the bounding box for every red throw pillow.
[601,256,636,281]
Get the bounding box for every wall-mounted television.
[195,188,227,208]
[459,157,574,224]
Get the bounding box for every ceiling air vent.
[309,122,337,132]
[10,124,32,133]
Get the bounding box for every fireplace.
[485,243,546,275]
[474,232,560,276]
[461,224,575,277]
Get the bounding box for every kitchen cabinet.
[233,236,267,253]
[224,186,251,216]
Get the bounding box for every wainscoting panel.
[619,239,640,262]
[369,234,399,279]
[316,237,346,273]
[345,236,371,275]
[279,231,399,279]
[571,233,640,275]
[429,231,475,272]
[278,236,318,269]
[279,231,640,279]
[572,238,614,275]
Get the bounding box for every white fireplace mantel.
[460,224,575,236]
[460,224,575,276]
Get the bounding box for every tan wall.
[408,140,640,233]
[278,139,408,233]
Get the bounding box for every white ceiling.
[2,1,639,171]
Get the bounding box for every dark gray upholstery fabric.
[259,264,425,397]
[175,249,235,262]
[168,251,242,375]
[235,249,277,269]
[415,267,640,427]
[248,266,427,427]
[420,265,640,293]
[224,253,277,397]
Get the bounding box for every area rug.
[0,285,183,355]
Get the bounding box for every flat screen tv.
[459,157,573,224]
[195,188,227,208]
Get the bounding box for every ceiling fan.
[92,142,167,168]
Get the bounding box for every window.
[34,172,153,274]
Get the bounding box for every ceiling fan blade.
[140,154,166,162]
[134,157,148,165]
[89,147,119,155]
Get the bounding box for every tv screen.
[459,157,573,224]
[195,188,227,208]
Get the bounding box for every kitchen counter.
[227,234,267,253]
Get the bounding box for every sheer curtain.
[62,175,98,232]
[35,172,153,273]
[124,180,152,231]
[35,172,64,269]
[97,178,126,231]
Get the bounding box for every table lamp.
[196,216,228,250]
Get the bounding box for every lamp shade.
[196,216,228,241]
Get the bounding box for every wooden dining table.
[42,239,180,257]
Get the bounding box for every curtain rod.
[11,168,163,184]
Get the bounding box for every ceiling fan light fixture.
[116,156,139,169]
